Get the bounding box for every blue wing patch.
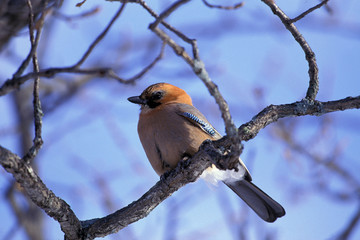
[181,112,216,136]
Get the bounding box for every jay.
[128,83,285,222]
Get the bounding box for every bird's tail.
[224,180,285,222]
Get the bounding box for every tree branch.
[239,97,360,141]
[261,0,319,101]
[73,2,127,68]
[202,0,244,10]
[335,204,360,240]
[290,0,330,23]
[0,40,165,97]
[0,146,82,240]
[0,2,128,96]
[76,95,360,238]
[1,0,359,239]
[22,0,46,163]
[2,95,359,239]
[82,143,216,239]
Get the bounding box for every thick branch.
[2,95,359,239]
[239,97,360,141]
[148,0,190,30]
[82,143,216,239]
[0,146,82,240]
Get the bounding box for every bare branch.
[123,41,166,83]
[142,0,199,59]
[82,146,214,239]
[149,0,190,30]
[1,0,359,239]
[22,0,46,163]
[261,0,319,101]
[0,146,82,240]
[202,0,244,10]
[2,93,360,239]
[335,205,360,240]
[239,97,360,142]
[0,46,165,97]
[52,6,101,22]
[0,2,127,97]
[12,2,51,79]
[0,2,163,97]
[290,0,330,23]
[73,2,127,68]
[151,27,194,65]
[272,119,360,192]
[80,95,360,238]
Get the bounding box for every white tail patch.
[200,163,246,185]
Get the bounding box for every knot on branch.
[193,59,205,76]
[295,99,311,115]
[201,138,241,172]
[295,99,324,116]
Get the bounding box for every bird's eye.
[151,91,164,101]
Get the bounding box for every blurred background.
[1,0,360,239]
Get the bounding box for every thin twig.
[52,6,101,22]
[151,27,194,65]
[261,0,319,101]
[73,2,127,68]
[124,41,166,83]
[335,204,360,240]
[273,120,360,192]
[140,1,238,135]
[22,0,47,163]
[148,0,190,30]
[290,0,330,23]
[140,0,199,58]
[202,0,244,10]
[0,66,143,96]
[0,1,161,97]
[12,2,50,79]
[0,41,165,97]
[193,59,241,156]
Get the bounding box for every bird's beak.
[128,96,146,105]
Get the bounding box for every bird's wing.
[175,103,222,140]
[176,103,252,181]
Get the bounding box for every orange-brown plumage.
[131,83,215,174]
[128,83,285,222]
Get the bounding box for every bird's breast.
[137,106,210,175]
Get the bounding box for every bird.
[128,82,285,222]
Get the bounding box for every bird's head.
[128,83,192,109]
